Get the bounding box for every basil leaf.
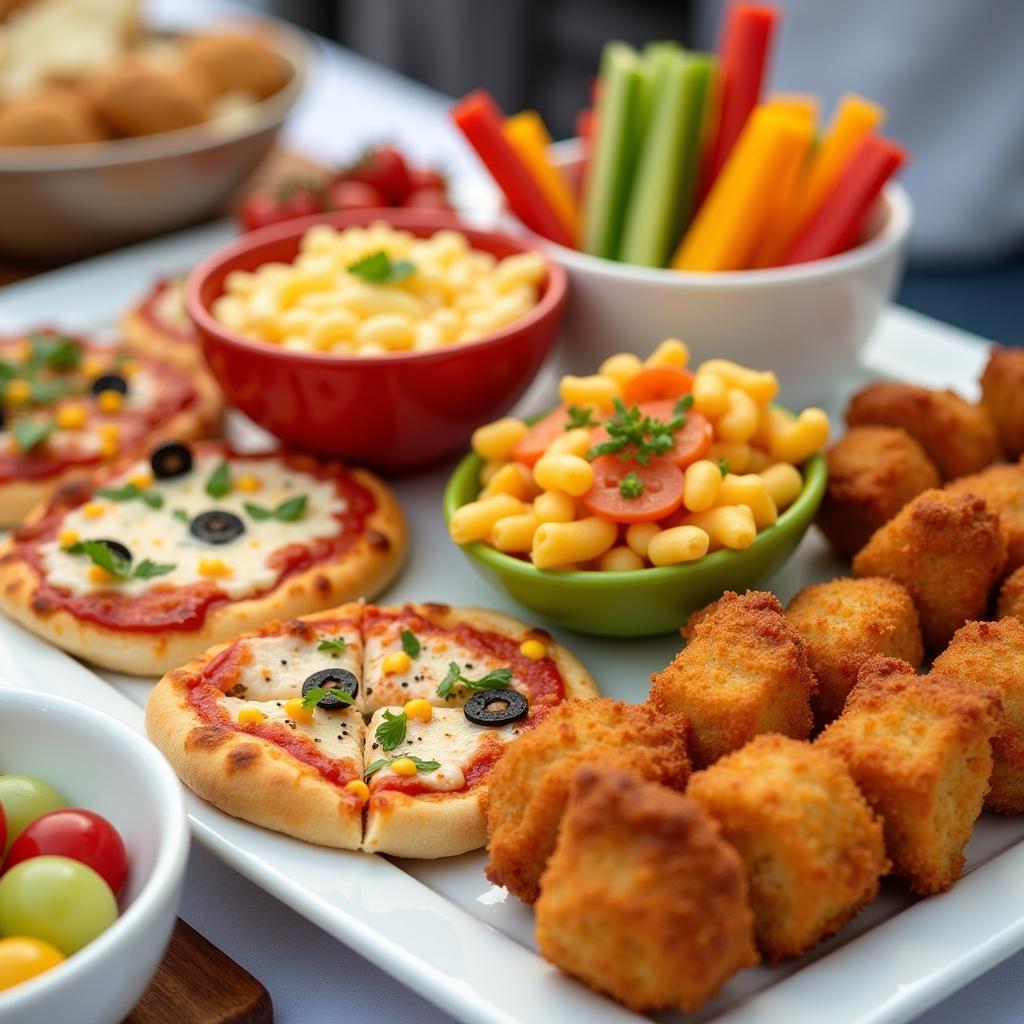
[317,637,348,654]
[716,458,730,477]
[408,756,441,772]
[436,662,513,698]
[28,334,80,371]
[363,754,441,779]
[172,507,189,523]
[364,757,390,778]
[375,709,407,751]
[205,461,231,499]
[133,559,176,580]
[437,662,461,700]
[347,250,415,285]
[12,419,52,453]
[400,628,420,659]
[30,378,75,403]
[273,495,307,522]
[95,482,164,509]
[68,539,130,579]
[300,685,354,709]
[243,502,272,521]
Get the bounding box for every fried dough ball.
[852,489,1007,651]
[91,62,213,136]
[687,735,888,960]
[846,382,1000,481]
[485,699,691,904]
[183,31,290,99]
[649,591,816,768]
[997,564,1024,624]
[0,90,105,145]
[933,618,1024,813]
[817,657,1002,894]
[786,577,924,727]
[946,460,1024,576]
[534,765,757,1013]
[816,426,940,559]
[980,346,1024,460]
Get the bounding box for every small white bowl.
[0,688,189,1024]
[514,143,912,408]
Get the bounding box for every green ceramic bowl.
[443,435,827,638]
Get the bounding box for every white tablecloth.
[152,3,1024,1020]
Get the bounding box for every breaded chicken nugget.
[816,426,940,559]
[852,489,1007,650]
[0,90,105,146]
[817,656,1002,894]
[535,764,757,1012]
[946,460,1024,576]
[485,699,691,904]
[687,735,887,961]
[650,591,815,768]
[184,31,290,99]
[934,618,1024,813]
[997,564,1024,624]
[92,63,213,136]
[786,577,924,727]
[981,346,1024,460]
[846,382,1000,481]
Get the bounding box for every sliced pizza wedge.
[120,277,202,371]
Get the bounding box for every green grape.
[0,856,118,955]
[0,776,67,855]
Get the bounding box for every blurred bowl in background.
[0,20,308,263]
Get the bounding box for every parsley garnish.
[317,636,348,654]
[674,394,695,416]
[95,482,163,509]
[717,458,730,477]
[244,495,307,523]
[364,754,441,779]
[565,405,598,430]
[11,419,52,452]
[205,461,231,499]
[400,628,420,659]
[375,709,408,750]
[586,398,683,466]
[300,685,354,709]
[619,470,645,499]
[27,334,80,372]
[437,662,513,700]
[66,540,174,581]
[347,250,415,285]
[172,507,189,523]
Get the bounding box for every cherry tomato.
[348,145,413,202]
[590,401,712,469]
[277,186,323,220]
[408,167,446,192]
[0,937,64,991]
[5,809,127,895]
[237,190,291,232]
[513,404,579,468]
[0,776,66,856]
[400,186,453,212]
[325,179,387,211]
[237,182,324,232]
[581,455,685,523]
[622,366,694,405]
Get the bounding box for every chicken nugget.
[786,577,924,727]
[852,489,1007,650]
[183,31,290,99]
[997,564,1024,623]
[91,62,213,136]
[0,90,105,146]
[485,699,691,904]
[980,345,1024,460]
[934,618,1024,813]
[687,735,887,960]
[846,382,1000,481]
[817,656,1002,894]
[535,764,757,1012]
[946,460,1024,576]
[650,591,815,768]
[816,426,940,559]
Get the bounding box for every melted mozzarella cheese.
[152,279,192,335]
[40,452,348,599]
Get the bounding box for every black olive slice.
[150,441,193,480]
[302,668,359,708]
[463,688,528,726]
[90,373,128,397]
[189,510,245,545]
[91,538,132,562]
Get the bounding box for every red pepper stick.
[700,3,779,199]
[451,90,575,247]
[779,135,907,265]
[574,107,596,200]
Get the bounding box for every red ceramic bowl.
[186,209,568,473]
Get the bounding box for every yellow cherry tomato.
[0,937,65,990]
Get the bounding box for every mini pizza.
[145,602,600,857]
[0,330,220,526]
[120,277,202,371]
[0,441,406,675]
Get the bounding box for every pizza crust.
[363,787,489,858]
[0,468,406,675]
[120,306,204,372]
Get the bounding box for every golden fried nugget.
[934,618,1024,813]
[946,460,1024,575]
[0,90,105,146]
[846,382,1001,481]
[997,564,1024,624]
[183,31,290,99]
[485,699,691,904]
[852,489,1007,651]
[786,577,924,727]
[650,591,815,768]
[980,346,1024,460]
[687,735,887,961]
[817,656,1002,894]
[92,63,213,136]
[535,764,757,1012]
[816,426,940,559]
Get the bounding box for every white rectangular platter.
[0,222,1020,1024]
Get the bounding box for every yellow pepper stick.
[503,110,580,245]
[766,92,820,123]
[672,106,813,272]
[756,93,885,266]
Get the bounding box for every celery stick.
[675,53,714,244]
[582,42,643,259]
[642,41,680,131]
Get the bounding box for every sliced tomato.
[581,455,684,523]
[589,400,712,469]
[514,404,575,467]
[622,366,694,405]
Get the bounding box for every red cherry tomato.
[4,810,127,896]
[237,191,291,232]
[408,167,446,192]
[513,405,578,468]
[278,187,323,220]
[399,186,454,212]
[325,179,388,211]
[622,366,694,405]
[581,455,685,523]
[348,146,413,203]
[589,401,712,469]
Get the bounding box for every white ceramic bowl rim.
[0,19,309,171]
[0,688,189,1013]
